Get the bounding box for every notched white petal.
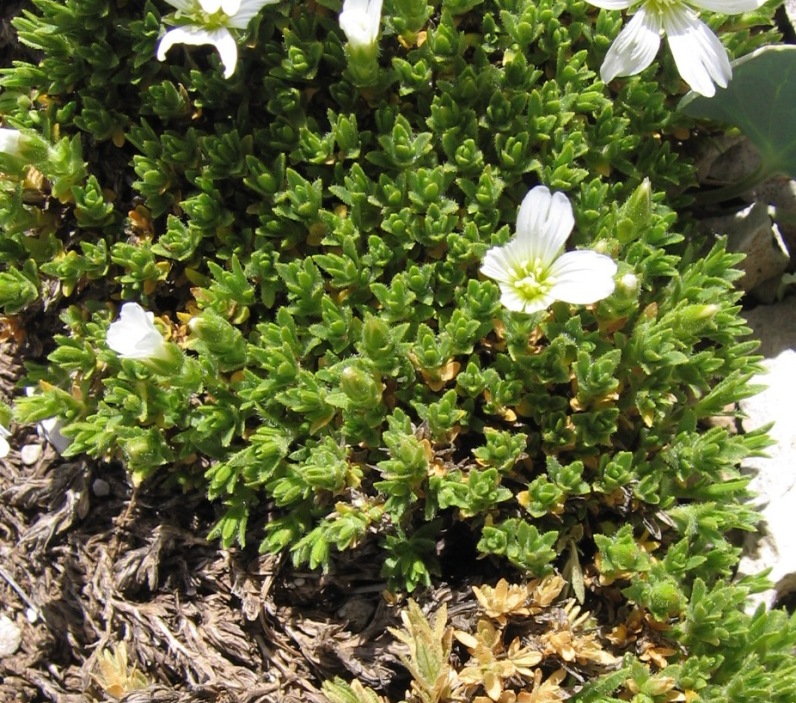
[515,186,574,266]
[157,26,239,78]
[200,0,223,12]
[548,250,618,305]
[664,6,730,96]
[221,0,242,14]
[600,6,662,83]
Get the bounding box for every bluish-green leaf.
[678,45,796,179]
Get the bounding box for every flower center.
[513,258,551,299]
[642,0,680,17]
[178,1,230,28]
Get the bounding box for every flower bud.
[672,303,720,337]
[361,316,391,357]
[647,579,685,619]
[340,363,383,408]
[188,309,247,370]
[119,428,172,485]
[616,178,652,245]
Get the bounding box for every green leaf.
[678,45,796,180]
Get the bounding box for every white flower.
[106,302,170,360]
[589,0,765,97]
[481,186,617,315]
[157,0,277,78]
[339,0,383,49]
[0,128,24,158]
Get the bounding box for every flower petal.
[0,127,23,158]
[600,6,662,83]
[498,284,555,315]
[340,0,381,45]
[367,0,384,25]
[212,28,239,77]
[200,0,223,12]
[106,303,167,360]
[687,0,765,13]
[663,6,730,97]
[547,250,618,305]
[157,26,239,78]
[515,186,575,267]
[481,240,524,285]
[226,0,276,28]
[222,0,242,14]
[584,0,636,8]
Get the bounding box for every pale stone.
[0,614,22,658]
[92,478,111,497]
[785,0,796,36]
[701,202,790,299]
[19,443,42,466]
[737,300,796,609]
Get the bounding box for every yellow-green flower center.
[640,0,680,17]
[174,3,229,29]
[513,258,552,299]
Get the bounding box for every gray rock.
[737,300,796,609]
[701,202,790,300]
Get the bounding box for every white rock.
[37,416,71,454]
[0,614,22,658]
[737,300,796,610]
[19,443,42,466]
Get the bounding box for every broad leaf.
[678,45,796,180]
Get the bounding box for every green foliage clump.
[2,0,795,699]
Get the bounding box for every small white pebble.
[0,614,22,658]
[20,444,42,466]
[92,478,111,497]
[25,607,38,624]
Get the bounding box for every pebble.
[0,614,21,658]
[92,478,111,497]
[20,444,42,466]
